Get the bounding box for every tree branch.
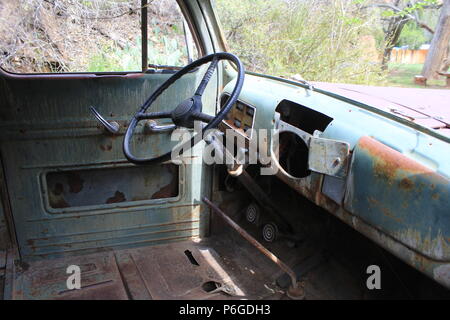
[363,3,435,33]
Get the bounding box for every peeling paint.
[106,191,126,204]
[396,228,448,261]
[345,136,450,262]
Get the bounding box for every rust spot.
[100,144,113,151]
[151,183,176,199]
[367,197,377,206]
[432,193,440,200]
[368,196,402,223]
[67,173,84,193]
[399,178,414,190]
[106,191,126,204]
[151,165,178,199]
[359,136,433,180]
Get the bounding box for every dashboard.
[220,94,255,139]
[219,75,450,289]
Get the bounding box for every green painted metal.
[224,75,450,176]
[222,74,450,287]
[346,137,450,262]
[0,66,218,260]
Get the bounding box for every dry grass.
[0,0,186,73]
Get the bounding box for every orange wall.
[390,49,428,64]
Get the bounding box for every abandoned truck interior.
[0,0,449,300]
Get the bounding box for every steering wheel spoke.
[194,57,219,97]
[191,111,214,123]
[136,111,172,121]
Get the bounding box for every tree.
[363,0,439,69]
[421,0,450,79]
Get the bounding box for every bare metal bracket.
[274,113,350,178]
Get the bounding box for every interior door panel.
[0,70,217,260]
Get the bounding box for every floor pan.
[7,238,284,300]
[9,216,441,300]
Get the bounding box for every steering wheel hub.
[171,98,196,127]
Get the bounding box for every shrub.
[215,0,386,84]
[396,21,428,49]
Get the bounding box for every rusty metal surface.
[118,243,240,299]
[0,251,5,269]
[46,164,178,210]
[7,222,449,300]
[12,251,129,300]
[9,239,283,300]
[114,251,153,300]
[203,197,298,291]
[312,82,450,136]
[317,193,450,290]
[2,248,14,299]
[271,134,450,289]
[344,136,450,262]
[222,75,450,289]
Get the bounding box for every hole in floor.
[202,281,222,293]
[184,250,199,266]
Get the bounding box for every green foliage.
[216,0,386,84]
[381,9,396,18]
[87,33,187,72]
[148,30,187,66]
[387,63,423,87]
[87,39,141,72]
[396,22,428,49]
[395,0,438,17]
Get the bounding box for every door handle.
[90,106,120,134]
[145,120,176,133]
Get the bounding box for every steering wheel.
[123,52,244,165]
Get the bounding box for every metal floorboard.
[6,237,285,300]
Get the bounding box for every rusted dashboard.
[220,94,255,139]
